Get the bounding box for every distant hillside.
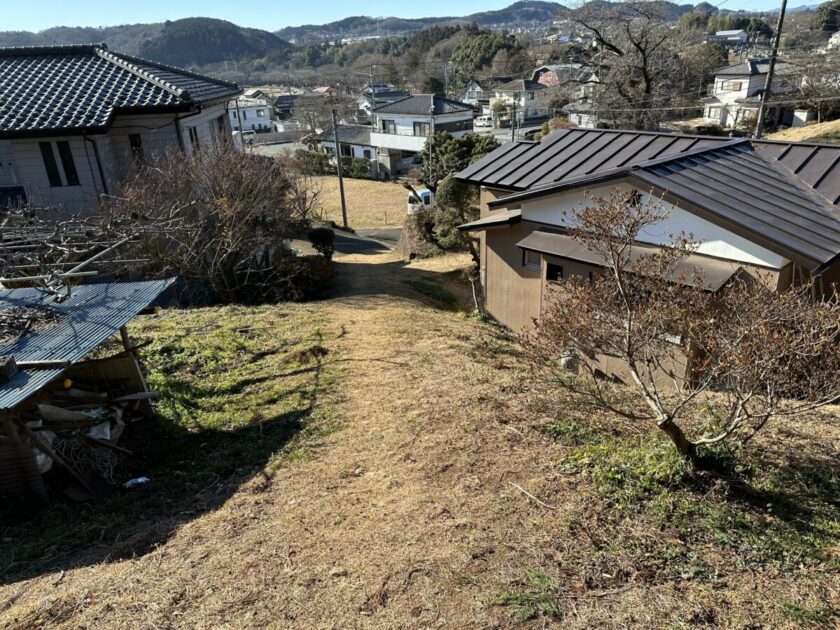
[276,0,706,43]
[0,18,292,68]
[277,1,568,43]
[138,18,293,66]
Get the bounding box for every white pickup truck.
[407,187,434,215]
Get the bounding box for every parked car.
[475,115,493,128]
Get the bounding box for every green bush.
[294,149,331,175]
[308,227,335,259]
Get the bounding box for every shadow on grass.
[325,259,473,312]
[0,355,326,587]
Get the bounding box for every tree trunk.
[657,416,696,461]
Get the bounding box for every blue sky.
[4,0,816,33]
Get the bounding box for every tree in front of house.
[572,2,694,130]
[420,131,500,189]
[421,76,446,96]
[431,175,480,264]
[523,188,840,464]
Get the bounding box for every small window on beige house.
[546,263,564,283]
[523,249,541,271]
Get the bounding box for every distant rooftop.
[372,94,473,116]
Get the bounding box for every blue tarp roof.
[0,279,174,410]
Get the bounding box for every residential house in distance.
[371,94,474,175]
[314,125,376,161]
[356,87,411,123]
[703,59,802,129]
[311,86,338,96]
[456,128,840,385]
[273,94,298,120]
[704,29,749,45]
[490,80,550,125]
[229,95,274,132]
[460,80,487,108]
[531,64,599,126]
[0,43,241,213]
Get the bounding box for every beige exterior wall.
[484,220,544,332]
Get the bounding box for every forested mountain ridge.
[0,18,292,67]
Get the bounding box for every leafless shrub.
[523,188,840,464]
[102,147,325,304]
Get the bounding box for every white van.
[475,115,493,128]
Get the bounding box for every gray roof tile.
[373,94,473,116]
[0,44,241,138]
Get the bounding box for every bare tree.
[572,2,694,129]
[523,188,840,463]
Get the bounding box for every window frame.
[546,263,564,283]
[413,121,430,137]
[522,249,541,272]
[39,142,63,187]
[129,133,145,164]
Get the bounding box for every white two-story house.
[0,43,241,213]
[703,59,802,129]
[371,94,474,175]
[490,80,550,125]
[229,95,274,133]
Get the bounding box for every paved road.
[355,228,402,248]
[333,231,392,256]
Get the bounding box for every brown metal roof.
[457,209,522,232]
[517,230,740,291]
[457,128,733,191]
[459,128,840,271]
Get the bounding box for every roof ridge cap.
[96,48,187,100]
[629,137,750,172]
[104,49,240,92]
[758,149,840,219]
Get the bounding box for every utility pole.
[754,0,788,139]
[443,62,449,99]
[331,109,348,229]
[369,65,377,110]
[428,104,435,188]
[511,97,517,142]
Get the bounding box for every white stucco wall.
[520,182,788,269]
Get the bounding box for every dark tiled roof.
[461,128,840,270]
[0,44,241,138]
[495,79,547,92]
[373,94,473,116]
[313,125,373,146]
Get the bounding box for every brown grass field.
[1,250,839,628]
[314,176,408,229]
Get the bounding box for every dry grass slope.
[767,119,840,144]
[315,176,408,229]
[1,251,839,628]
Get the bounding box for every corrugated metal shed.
[0,279,174,411]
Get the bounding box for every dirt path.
[0,251,569,628]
